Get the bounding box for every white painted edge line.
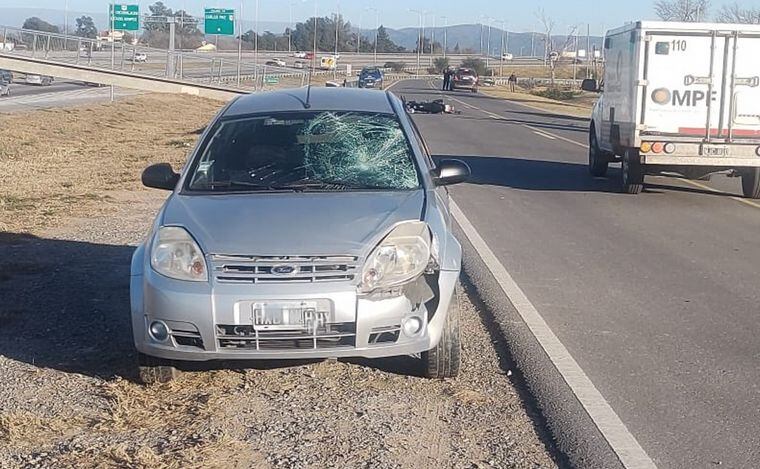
[449,199,657,469]
[532,130,556,140]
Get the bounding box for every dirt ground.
[0,94,559,468]
[480,85,595,119]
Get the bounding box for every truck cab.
[587,21,760,198]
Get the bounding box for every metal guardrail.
[0,26,311,90]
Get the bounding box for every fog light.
[401,316,423,337]
[149,321,170,342]
[640,142,653,153]
[664,143,676,154]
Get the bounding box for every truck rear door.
[641,29,760,142]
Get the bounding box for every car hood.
[161,190,425,257]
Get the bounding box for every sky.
[5,0,760,35]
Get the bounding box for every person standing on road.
[443,68,452,91]
[508,73,517,92]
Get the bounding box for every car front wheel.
[138,352,180,384]
[422,291,461,379]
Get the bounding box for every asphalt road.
[4,79,84,98]
[396,79,760,468]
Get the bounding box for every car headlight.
[360,221,431,293]
[150,226,208,282]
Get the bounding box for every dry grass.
[0,94,224,234]
[0,411,88,448]
[482,84,594,118]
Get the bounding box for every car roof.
[224,87,396,117]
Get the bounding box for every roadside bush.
[532,87,580,101]
[432,57,450,74]
[460,57,487,76]
[384,61,406,73]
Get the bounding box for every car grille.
[216,323,356,350]
[210,255,359,284]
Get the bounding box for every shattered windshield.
[187,112,420,192]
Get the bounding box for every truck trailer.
[584,21,760,198]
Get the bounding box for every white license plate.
[701,144,730,157]
[252,301,328,331]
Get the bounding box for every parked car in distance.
[501,53,514,61]
[265,58,287,67]
[451,68,479,93]
[25,74,54,86]
[0,69,13,83]
[293,51,307,59]
[0,80,10,97]
[129,52,148,63]
[132,87,470,384]
[293,60,306,69]
[358,67,384,89]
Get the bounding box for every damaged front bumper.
[130,246,459,361]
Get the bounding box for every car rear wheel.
[740,168,760,199]
[422,291,461,379]
[622,149,644,194]
[138,352,180,384]
[588,127,608,177]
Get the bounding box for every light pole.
[440,16,447,58]
[64,0,69,39]
[333,1,339,78]
[497,20,506,77]
[255,0,260,85]
[409,9,425,76]
[357,10,363,54]
[431,15,436,55]
[237,0,244,86]
[481,15,493,69]
[365,7,379,65]
[288,1,295,54]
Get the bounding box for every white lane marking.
[532,130,556,140]
[384,80,401,90]
[681,179,760,210]
[449,201,657,469]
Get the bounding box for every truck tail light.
[641,142,653,153]
[651,142,665,154]
[664,143,676,154]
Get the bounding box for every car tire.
[422,290,461,379]
[588,127,608,177]
[138,352,180,385]
[622,149,644,194]
[740,168,760,199]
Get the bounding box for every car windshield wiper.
[272,181,392,191]
[207,180,297,192]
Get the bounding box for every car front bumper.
[130,246,459,361]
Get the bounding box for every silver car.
[132,87,470,383]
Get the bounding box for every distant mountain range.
[0,7,602,56]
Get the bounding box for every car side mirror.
[142,163,179,191]
[581,78,599,92]
[432,159,470,186]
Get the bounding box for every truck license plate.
[701,144,730,157]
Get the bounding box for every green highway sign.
[204,8,235,36]
[264,77,279,85]
[109,4,140,31]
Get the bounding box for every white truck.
[584,21,760,198]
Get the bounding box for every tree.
[22,17,60,34]
[414,36,442,54]
[142,2,202,49]
[453,43,460,54]
[74,16,97,39]
[432,57,450,74]
[375,25,404,53]
[461,57,487,76]
[654,0,710,21]
[716,3,760,23]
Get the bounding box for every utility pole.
[431,16,436,55]
[357,10,363,54]
[366,7,378,65]
[255,0,260,86]
[410,9,424,76]
[498,20,506,77]
[288,2,294,54]
[312,0,318,69]
[237,0,243,86]
[441,16,447,58]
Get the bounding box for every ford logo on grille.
[271,264,299,276]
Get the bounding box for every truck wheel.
[740,168,760,199]
[138,353,180,385]
[588,128,608,177]
[622,149,644,194]
[422,291,461,379]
